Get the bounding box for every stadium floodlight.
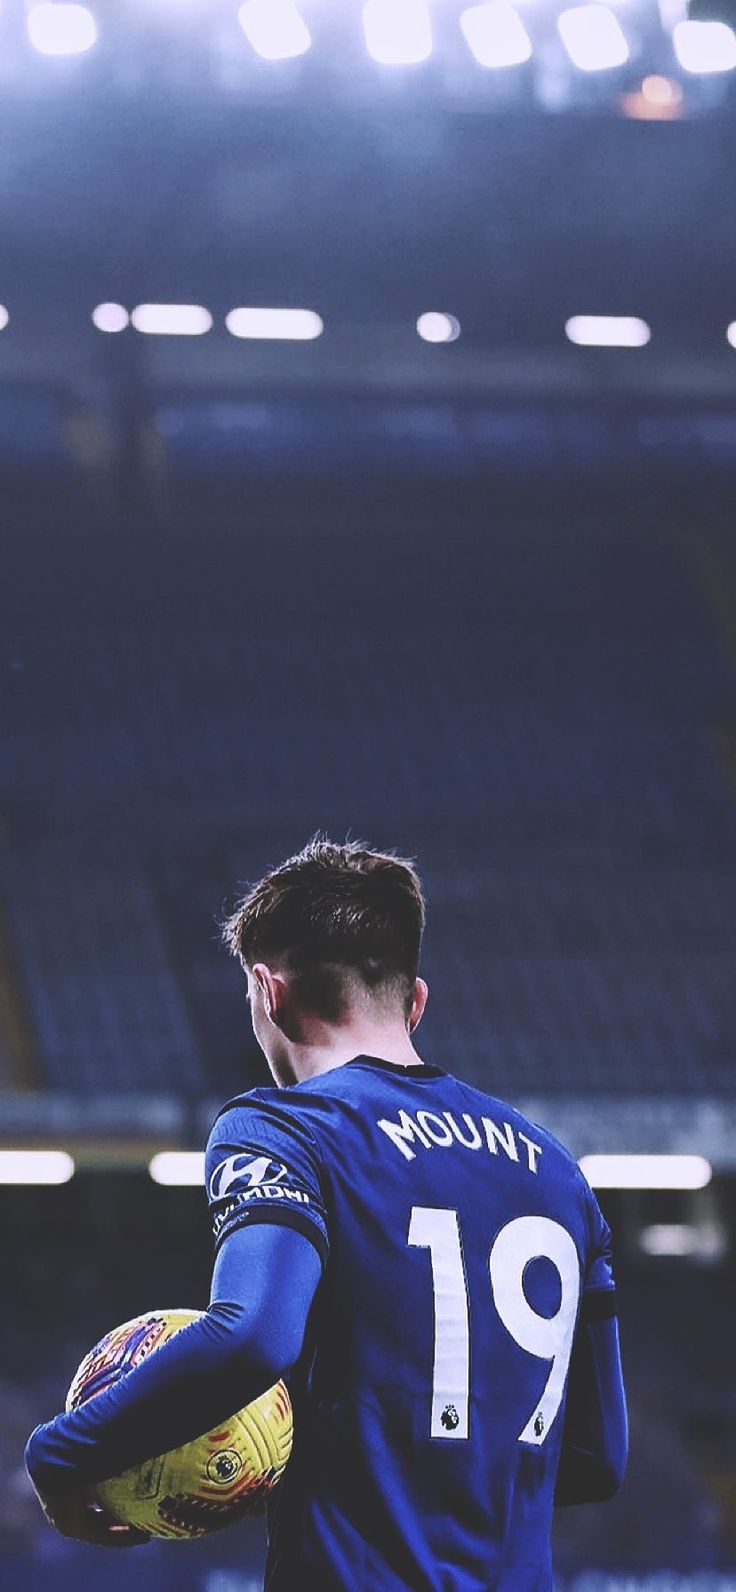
[640,1222,726,1259]
[91,302,129,333]
[149,1151,205,1186]
[673,19,736,71]
[27,3,97,56]
[579,1154,712,1189]
[237,0,311,61]
[131,304,213,336]
[557,5,629,70]
[460,3,532,68]
[640,72,682,108]
[0,1150,74,1184]
[417,312,461,343]
[225,307,323,340]
[641,1224,694,1256]
[0,307,8,331]
[658,0,687,29]
[362,0,433,64]
[565,314,650,346]
[727,323,736,348]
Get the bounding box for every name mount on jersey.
[377,1108,542,1171]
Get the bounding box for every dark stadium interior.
[3,477,736,1100]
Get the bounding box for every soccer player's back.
[207,1053,626,1591]
[26,837,625,1582]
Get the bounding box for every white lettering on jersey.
[211,1184,311,1239]
[518,1131,542,1173]
[377,1109,432,1162]
[377,1109,542,1172]
[482,1118,519,1161]
[416,1110,454,1147]
[445,1113,482,1150]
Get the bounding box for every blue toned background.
[1,4,736,1583]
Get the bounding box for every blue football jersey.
[205,1057,617,1592]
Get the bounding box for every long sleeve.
[25,1221,322,1497]
[554,1302,628,1505]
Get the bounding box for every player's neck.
[281,1023,424,1085]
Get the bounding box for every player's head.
[222,836,427,1083]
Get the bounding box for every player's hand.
[35,1486,151,1547]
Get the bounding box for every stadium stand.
[1,498,734,1097]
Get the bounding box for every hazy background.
[1,1,736,1585]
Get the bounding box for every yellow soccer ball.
[66,1309,293,1539]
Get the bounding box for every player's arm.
[554,1183,627,1505]
[554,1296,627,1504]
[25,1222,321,1545]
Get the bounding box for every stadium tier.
[1,496,735,1102]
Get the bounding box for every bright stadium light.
[27,4,97,56]
[580,1154,712,1189]
[417,312,461,343]
[673,19,736,72]
[131,304,213,336]
[92,302,129,333]
[225,307,323,340]
[640,1224,696,1256]
[727,323,736,348]
[557,5,629,70]
[237,0,311,61]
[149,1152,205,1186]
[641,1222,726,1260]
[640,73,682,109]
[565,314,650,346]
[658,0,687,29]
[460,3,532,68]
[362,0,433,64]
[0,306,8,331]
[0,1150,74,1184]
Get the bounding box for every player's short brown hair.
[221,836,425,1021]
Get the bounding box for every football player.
[26,838,627,1588]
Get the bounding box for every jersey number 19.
[407,1208,580,1445]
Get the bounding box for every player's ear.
[252,963,288,1027]
[408,978,428,1033]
